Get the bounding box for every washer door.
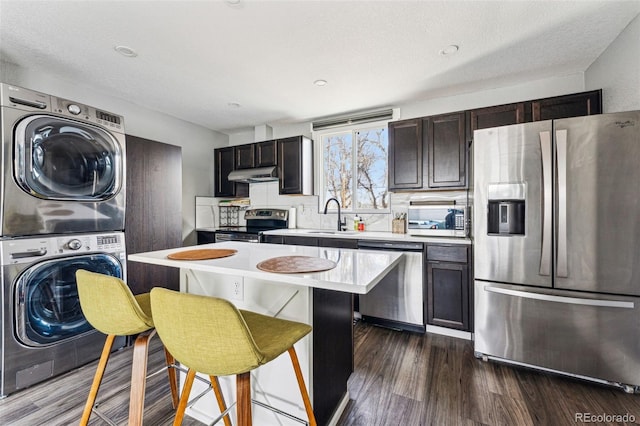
[14,253,123,347]
[13,115,123,200]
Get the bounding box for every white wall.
[586,13,640,113]
[0,60,228,244]
[229,122,312,146]
[396,73,585,119]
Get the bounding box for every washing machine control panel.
[58,234,124,253]
[0,233,126,264]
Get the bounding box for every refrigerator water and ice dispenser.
[486,183,526,236]
[487,200,525,235]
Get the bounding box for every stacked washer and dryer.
[0,83,127,396]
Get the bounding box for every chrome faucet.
[323,197,346,231]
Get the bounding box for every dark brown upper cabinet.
[255,140,277,167]
[467,102,528,134]
[215,136,310,197]
[388,119,423,190]
[424,112,466,189]
[466,90,602,141]
[235,144,255,169]
[531,89,602,121]
[236,140,277,169]
[214,147,248,198]
[388,90,603,193]
[388,113,466,192]
[278,136,313,195]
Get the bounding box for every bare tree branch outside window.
[322,126,388,212]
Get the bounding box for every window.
[318,125,389,213]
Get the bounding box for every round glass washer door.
[14,115,123,200]
[14,253,123,347]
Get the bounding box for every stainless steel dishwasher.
[357,240,425,333]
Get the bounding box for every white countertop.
[262,228,472,245]
[128,241,403,294]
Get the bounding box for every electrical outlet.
[232,280,244,300]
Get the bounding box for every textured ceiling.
[1,0,639,134]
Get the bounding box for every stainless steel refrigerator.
[473,111,640,392]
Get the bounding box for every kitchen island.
[129,241,403,426]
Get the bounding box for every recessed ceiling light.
[314,79,328,86]
[225,0,241,4]
[114,45,138,57]
[439,45,459,56]
[227,102,241,109]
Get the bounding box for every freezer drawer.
[475,281,640,388]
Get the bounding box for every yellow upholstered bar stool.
[75,269,182,426]
[150,287,317,426]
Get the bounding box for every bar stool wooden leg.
[164,348,180,409]
[80,334,116,426]
[209,375,232,426]
[173,369,196,426]
[236,372,252,426]
[128,330,155,426]
[288,347,317,426]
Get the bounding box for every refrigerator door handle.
[539,131,552,276]
[484,286,635,309]
[556,129,568,277]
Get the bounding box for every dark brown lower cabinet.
[261,234,283,244]
[426,244,471,331]
[196,231,216,244]
[283,235,318,246]
[125,135,182,294]
[320,237,359,249]
[281,235,359,249]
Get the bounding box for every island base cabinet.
[313,288,353,426]
[178,271,352,425]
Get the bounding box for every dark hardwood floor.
[1,322,639,425]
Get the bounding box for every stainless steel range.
[214,208,289,243]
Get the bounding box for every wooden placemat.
[167,248,237,260]
[256,256,337,274]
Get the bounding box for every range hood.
[227,166,278,183]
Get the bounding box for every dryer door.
[14,253,123,347]
[14,115,123,200]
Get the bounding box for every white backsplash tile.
[222,181,470,232]
[195,196,217,228]
[249,182,269,206]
